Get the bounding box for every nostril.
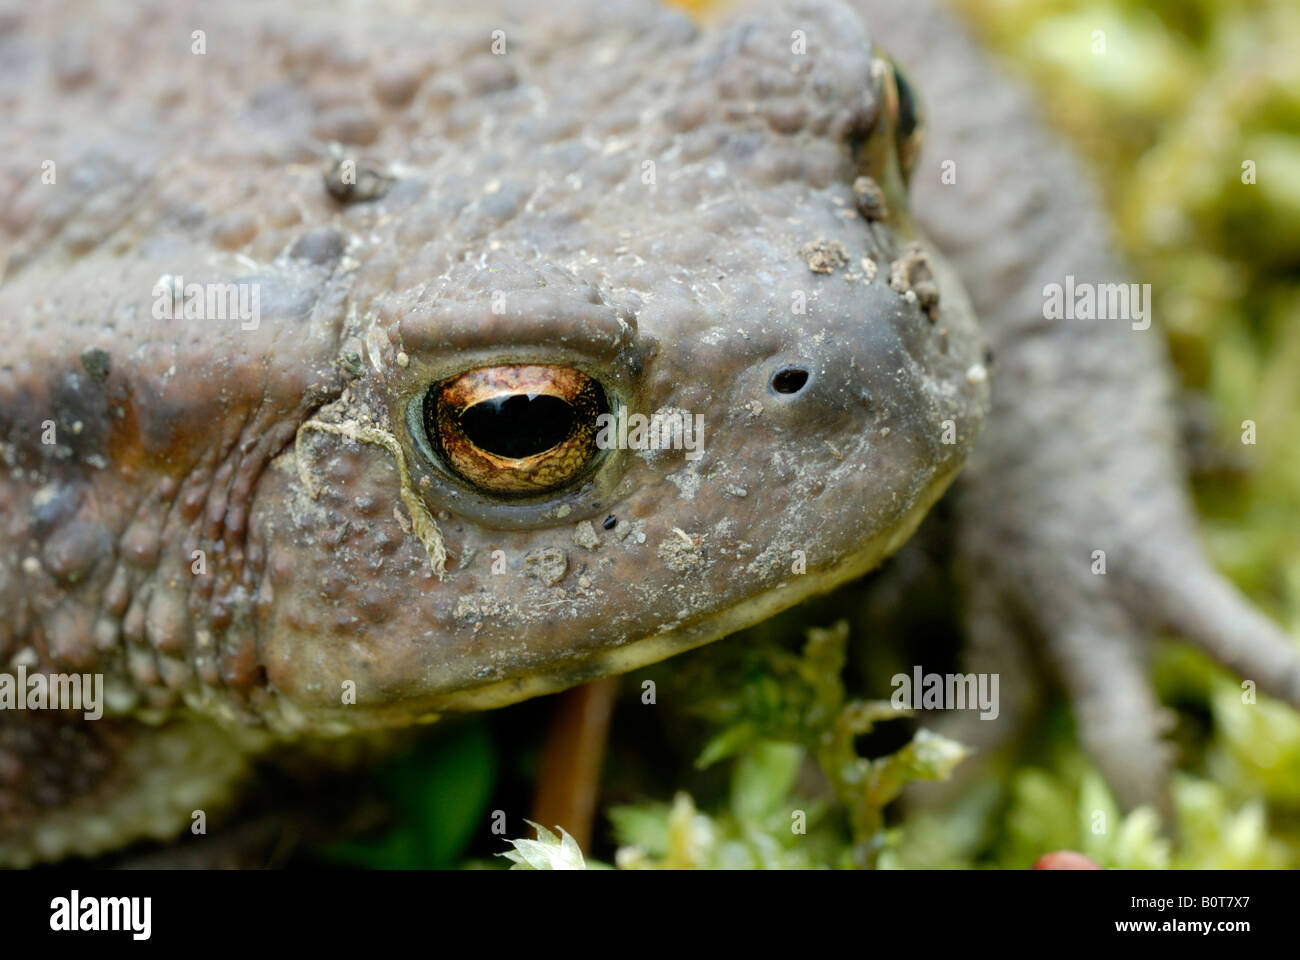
[770,366,809,395]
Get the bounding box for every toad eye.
[886,61,923,179]
[421,365,610,495]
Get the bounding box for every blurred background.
[302,0,1300,870]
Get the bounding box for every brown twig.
[530,677,620,851]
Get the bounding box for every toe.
[1140,551,1300,708]
[1047,608,1177,818]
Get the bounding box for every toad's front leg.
[859,0,1300,815]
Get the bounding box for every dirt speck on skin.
[613,519,647,544]
[745,545,786,578]
[657,529,704,573]
[392,505,411,533]
[801,238,849,274]
[573,520,600,550]
[853,175,888,220]
[80,346,111,383]
[889,241,940,319]
[524,547,568,586]
[454,593,513,622]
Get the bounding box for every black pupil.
[893,66,918,140]
[459,393,575,459]
[771,367,809,394]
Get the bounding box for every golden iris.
[423,365,609,495]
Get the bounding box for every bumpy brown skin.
[0,0,987,863]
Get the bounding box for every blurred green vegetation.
[327,0,1300,869]
[326,721,495,869]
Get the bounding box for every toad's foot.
[860,0,1300,818]
[949,496,1300,818]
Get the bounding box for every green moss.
[599,623,970,869]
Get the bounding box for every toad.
[1,0,1296,865]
